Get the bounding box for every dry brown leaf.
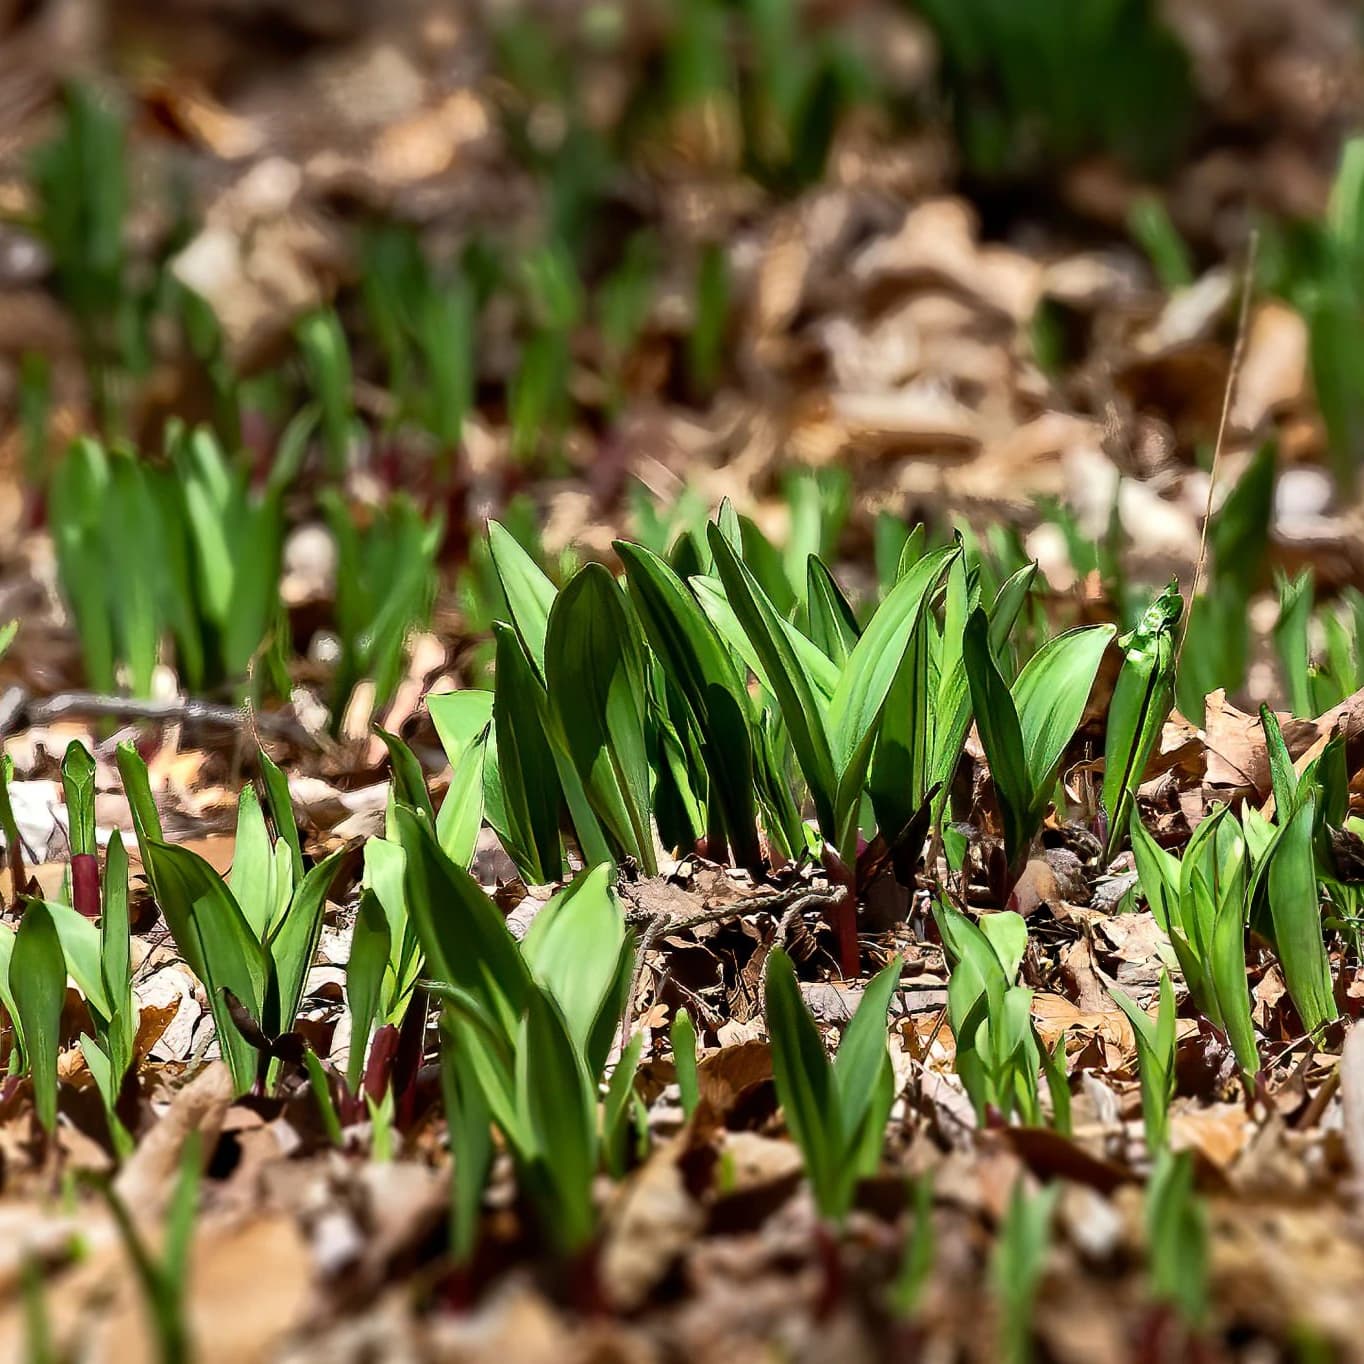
[115,1062,235,1218]
[600,1137,705,1311]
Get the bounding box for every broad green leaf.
[439,1016,494,1264]
[1266,789,1335,1035]
[987,562,1039,664]
[962,608,1032,870]
[228,785,279,941]
[43,900,111,1020]
[1109,974,1175,1150]
[428,691,493,869]
[827,544,958,838]
[765,947,843,1220]
[1101,582,1181,858]
[492,623,563,883]
[1130,812,1180,934]
[265,850,343,1041]
[804,556,860,665]
[488,520,557,677]
[867,610,933,856]
[377,727,435,823]
[831,957,904,1143]
[615,540,762,870]
[672,1008,700,1119]
[394,805,531,1039]
[116,741,165,851]
[1012,623,1116,791]
[101,832,134,1073]
[708,526,837,835]
[12,902,66,1134]
[544,565,656,874]
[1210,878,1259,1077]
[1260,705,1299,818]
[521,864,627,1056]
[980,911,1029,982]
[346,889,391,1095]
[141,841,267,1093]
[691,574,840,701]
[1273,568,1315,718]
[518,990,599,1252]
[257,751,304,886]
[602,1031,644,1178]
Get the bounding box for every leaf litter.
[0,0,1363,1359]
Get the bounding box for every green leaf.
[544,565,657,874]
[692,573,840,702]
[709,525,837,836]
[1273,568,1315,718]
[521,864,628,1058]
[827,544,958,847]
[12,902,65,1134]
[962,608,1032,873]
[1101,581,1181,859]
[43,900,111,1020]
[1129,811,1180,934]
[1146,1149,1209,1327]
[345,889,391,1095]
[265,850,343,1043]
[491,623,563,883]
[439,1016,494,1264]
[616,540,762,869]
[518,989,599,1252]
[394,805,531,1040]
[671,1008,700,1119]
[303,1047,344,1147]
[101,832,134,1074]
[987,562,1039,666]
[1265,787,1335,1035]
[1260,705,1299,818]
[377,727,435,823]
[297,309,354,473]
[804,556,860,665]
[488,519,558,677]
[141,841,267,1093]
[831,957,904,1144]
[765,947,844,1221]
[1012,623,1116,792]
[428,691,493,870]
[60,742,97,859]
[257,751,304,886]
[602,1031,644,1177]
[1109,974,1176,1151]
[228,785,281,941]
[116,741,165,850]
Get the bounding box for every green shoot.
[764,946,903,1223]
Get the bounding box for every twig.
[618,884,843,1054]
[1176,229,1260,669]
[0,688,321,748]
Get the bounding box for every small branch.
[0,688,320,748]
[1177,230,1259,668]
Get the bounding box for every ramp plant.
[51,422,301,698]
[1109,972,1178,1152]
[934,903,1070,1129]
[121,743,341,1095]
[963,611,1115,891]
[401,809,638,1256]
[764,945,903,1223]
[1130,806,1259,1078]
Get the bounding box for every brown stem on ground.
[812,1221,845,1321]
[820,845,860,979]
